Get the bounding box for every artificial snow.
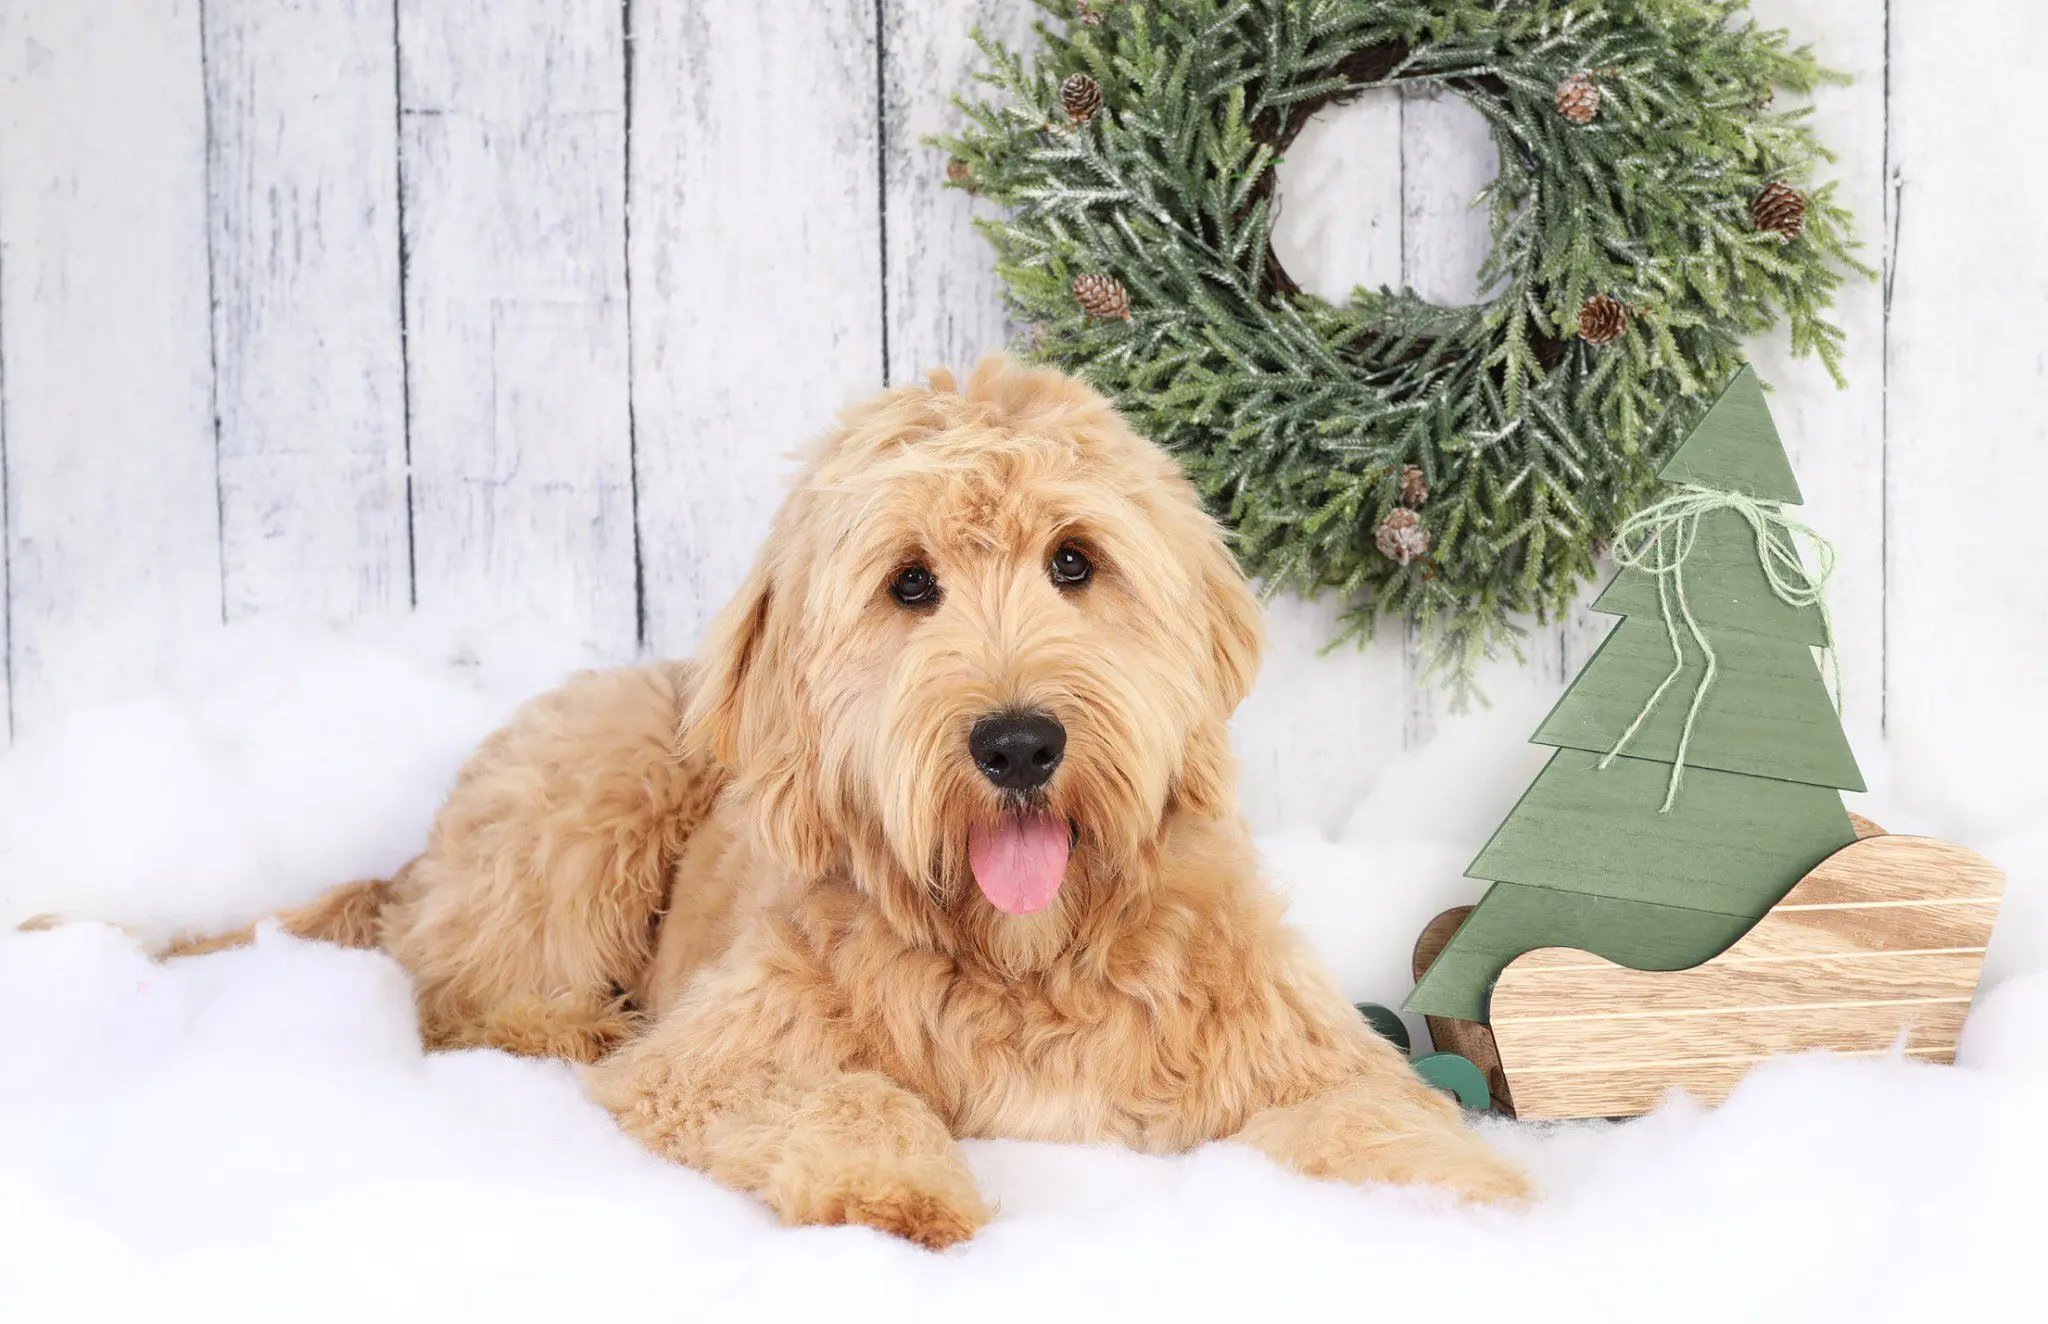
[4,619,2046,1322]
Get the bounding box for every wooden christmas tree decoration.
[1405,366,2006,1119]
[1409,366,1865,1022]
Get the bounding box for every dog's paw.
[780,1167,990,1250]
[822,1181,988,1250]
[431,993,637,1064]
[1350,1131,1534,1208]
[1433,1148,1534,1208]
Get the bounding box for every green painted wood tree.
[1407,366,1863,1022]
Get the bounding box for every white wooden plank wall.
[205,0,409,623]
[0,0,221,739]
[1886,0,2048,810]
[0,1,2037,833]
[631,0,883,656]
[881,0,1036,380]
[399,0,636,656]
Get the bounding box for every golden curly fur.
[168,357,1528,1246]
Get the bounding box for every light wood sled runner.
[1410,822,2006,1120]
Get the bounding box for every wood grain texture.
[398,0,634,653]
[880,0,1035,383]
[0,0,221,737]
[1592,509,1830,645]
[631,0,885,657]
[1411,906,1515,1112]
[1885,0,2048,845]
[1532,615,1865,790]
[1467,748,1858,909]
[1412,905,1473,979]
[1267,87,1403,307]
[1656,365,1803,502]
[204,0,409,622]
[1406,879,1758,1020]
[1493,1052,1953,1119]
[1490,834,2005,1119]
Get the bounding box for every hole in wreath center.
[1267,85,1501,308]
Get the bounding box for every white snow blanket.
[4,621,2045,1323]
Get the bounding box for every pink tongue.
[967,815,1071,915]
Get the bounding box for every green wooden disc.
[1354,1002,1412,1055]
[1412,1053,1492,1111]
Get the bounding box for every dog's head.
[686,357,1262,961]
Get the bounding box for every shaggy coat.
[172,358,1527,1246]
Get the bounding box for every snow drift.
[3,618,2044,1322]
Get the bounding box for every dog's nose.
[969,710,1066,791]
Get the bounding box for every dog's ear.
[1195,535,1263,716]
[682,562,772,769]
[1171,531,1264,820]
[682,559,841,878]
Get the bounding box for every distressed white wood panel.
[631,0,885,655]
[881,0,1035,383]
[398,0,634,653]
[1244,89,1409,833]
[0,0,220,738]
[1743,0,1888,771]
[1886,0,2048,823]
[1398,86,1497,309]
[1267,89,1405,307]
[205,0,408,622]
[0,241,7,738]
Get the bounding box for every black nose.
[969,710,1066,791]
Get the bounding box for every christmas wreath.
[945,0,1865,691]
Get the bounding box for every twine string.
[1597,485,1840,812]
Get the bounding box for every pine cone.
[945,158,976,193]
[1375,508,1431,566]
[1555,71,1600,125]
[1073,272,1130,322]
[1751,181,1807,241]
[1061,72,1104,126]
[1076,0,1106,25]
[1577,294,1628,346]
[1398,464,1429,508]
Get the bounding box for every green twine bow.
[1599,485,1842,811]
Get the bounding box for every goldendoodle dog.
[173,356,1527,1246]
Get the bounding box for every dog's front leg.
[584,1004,987,1249]
[1234,1062,1530,1206]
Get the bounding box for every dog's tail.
[157,872,402,959]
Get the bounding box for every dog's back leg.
[157,664,723,1063]
[377,663,727,1062]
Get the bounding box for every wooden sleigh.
[1408,820,2006,1120]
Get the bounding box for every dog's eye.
[1050,543,1093,588]
[889,564,939,607]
